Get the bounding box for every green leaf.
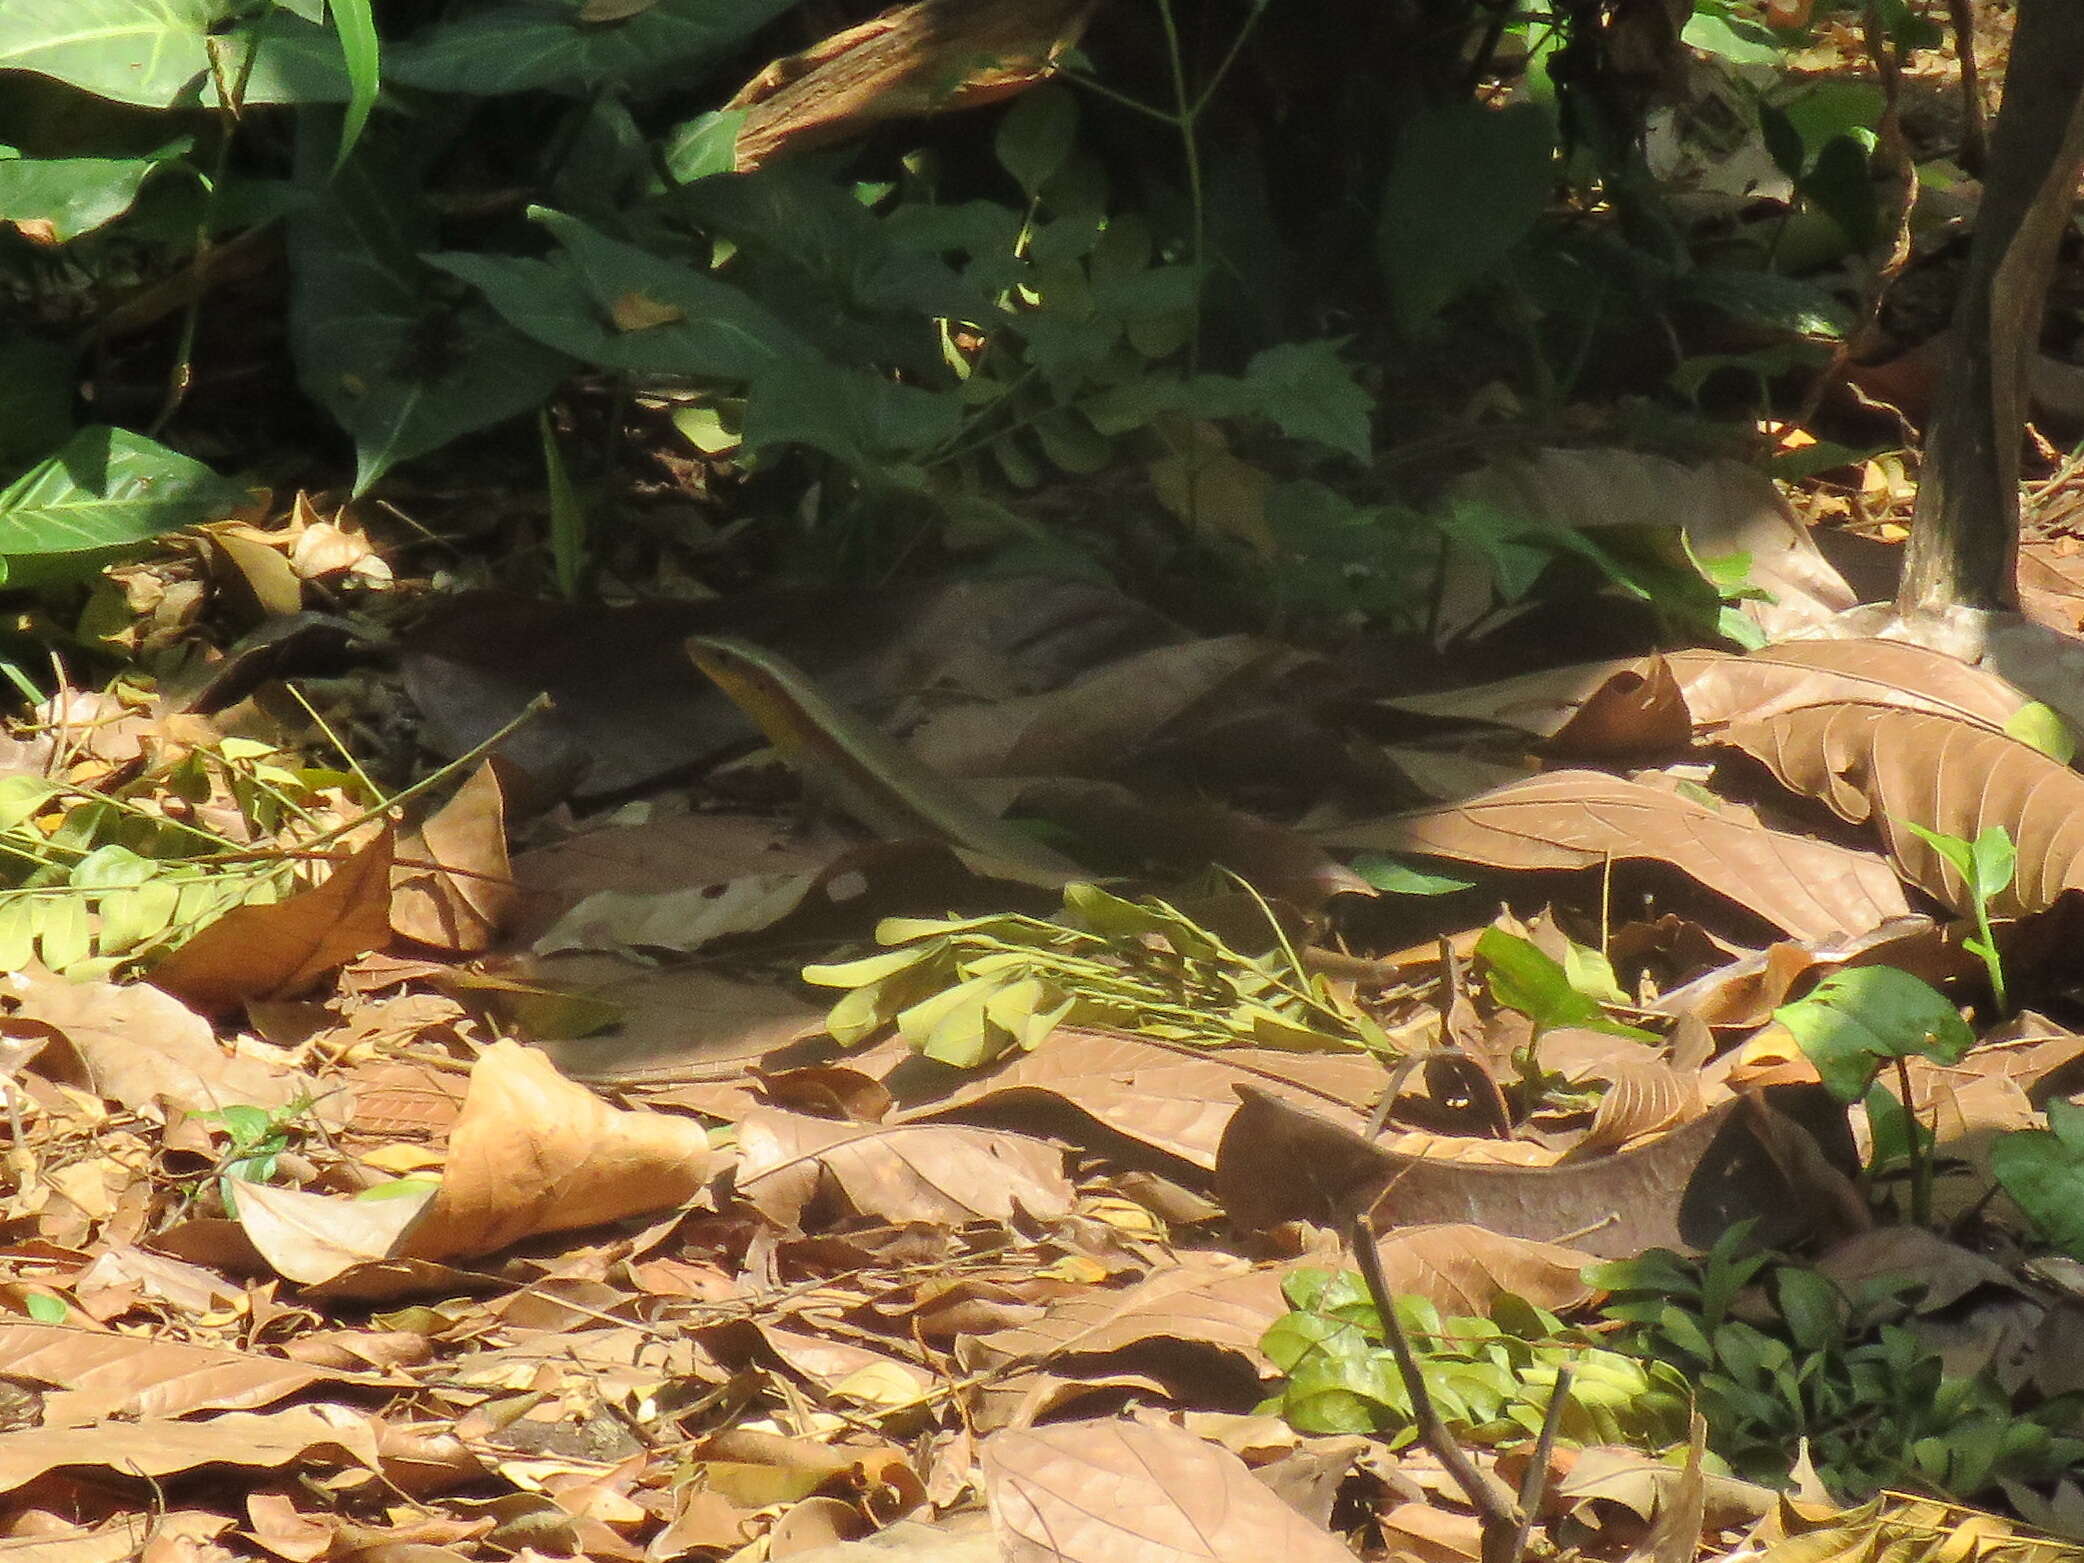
[0,0,350,109]
[1679,268,1854,340]
[1772,966,1975,1101]
[1379,102,1554,332]
[1476,927,1654,1040]
[659,109,745,184]
[23,1291,67,1323]
[0,335,75,476]
[327,0,381,172]
[289,122,572,494]
[1351,854,1474,896]
[2005,702,2076,764]
[389,0,795,95]
[0,141,190,243]
[0,425,244,583]
[1994,1100,2084,1260]
[1682,6,1782,64]
[997,86,1077,196]
[1193,340,1373,461]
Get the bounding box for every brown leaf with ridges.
[1719,702,2084,917]
[1319,769,1909,940]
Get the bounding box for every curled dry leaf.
[982,1416,1354,1563]
[390,761,517,954]
[7,970,308,1120]
[151,827,397,1014]
[231,1178,440,1287]
[736,1108,1073,1228]
[1719,702,2084,918]
[1320,768,1909,941]
[401,1040,712,1261]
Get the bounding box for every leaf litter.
[18,452,2084,1563]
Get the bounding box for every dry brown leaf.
[390,762,516,953]
[0,1323,385,1427]
[10,972,307,1120]
[0,1404,377,1494]
[960,1257,1289,1377]
[736,1108,1073,1228]
[910,1029,1382,1169]
[401,1040,711,1261]
[982,1416,1354,1563]
[1320,768,1909,940]
[1216,1088,1860,1258]
[1383,656,1690,751]
[232,1179,440,1286]
[1671,640,2035,732]
[1448,449,1857,643]
[151,828,397,1013]
[1719,702,2084,917]
[526,956,825,1085]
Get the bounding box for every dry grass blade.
[1719,702,2084,917]
[1319,769,1910,940]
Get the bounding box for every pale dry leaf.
[1718,702,2084,917]
[961,1257,1288,1375]
[0,1405,377,1494]
[401,1040,711,1261]
[1319,768,1909,940]
[391,761,516,954]
[736,1108,1072,1227]
[982,1416,1353,1563]
[9,971,307,1120]
[0,1322,385,1427]
[1671,640,2035,732]
[232,1179,440,1286]
[151,828,397,1013]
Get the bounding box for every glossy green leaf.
[1993,1099,2084,1260]
[0,425,244,581]
[327,0,381,171]
[1772,966,1975,1102]
[0,140,189,242]
[389,0,794,96]
[0,0,349,109]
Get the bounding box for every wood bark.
[1900,0,2084,614]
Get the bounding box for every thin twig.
[1348,1214,1522,1547]
[1506,1364,1573,1563]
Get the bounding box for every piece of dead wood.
[725,0,1100,171]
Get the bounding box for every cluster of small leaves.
[1595,1230,2084,1500]
[803,882,1388,1067]
[0,737,368,980]
[1261,1268,1689,1449]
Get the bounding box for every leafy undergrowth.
[11,443,2084,1563]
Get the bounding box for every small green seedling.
[1773,966,1974,1223]
[191,1094,315,1215]
[1897,821,2014,1015]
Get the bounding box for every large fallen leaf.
[1383,640,2037,747]
[1719,702,2084,917]
[0,1323,387,1427]
[1448,448,1857,643]
[736,1108,1073,1227]
[0,1405,377,1493]
[9,970,308,1120]
[982,1416,1354,1563]
[1215,1087,1863,1258]
[527,955,825,1084]
[401,1040,712,1260]
[1318,769,1910,940]
[151,828,396,1013]
[390,761,516,953]
[959,1258,1290,1378]
[910,1029,1382,1169]
[1671,640,2038,733]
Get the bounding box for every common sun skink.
[685,634,1081,883]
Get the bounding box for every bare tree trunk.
[1899,0,2084,615]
